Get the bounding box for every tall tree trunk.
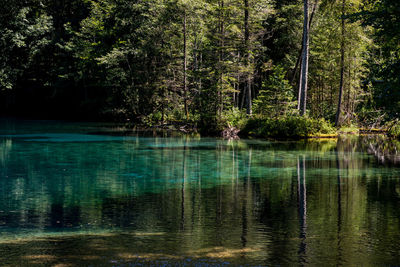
[347,60,351,115]
[292,0,319,87]
[183,9,189,119]
[299,0,309,116]
[240,82,245,109]
[218,0,225,116]
[335,0,345,127]
[244,0,252,115]
[199,52,202,93]
[235,51,240,107]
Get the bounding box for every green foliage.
[142,111,163,127]
[0,6,53,90]
[308,0,370,122]
[220,108,248,130]
[242,115,335,139]
[358,0,400,119]
[0,0,398,132]
[169,108,188,123]
[263,1,302,68]
[387,121,400,139]
[254,65,296,117]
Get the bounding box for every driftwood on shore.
[222,127,240,139]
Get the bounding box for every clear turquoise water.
[0,119,400,266]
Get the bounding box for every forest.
[0,0,399,137]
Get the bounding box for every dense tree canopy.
[0,0,398,130]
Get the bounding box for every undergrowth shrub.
[388,121,400,139]
[220,107,248,130]
[241,115,335,139]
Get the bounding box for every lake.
[0,119,400,266]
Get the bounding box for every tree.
[183,6,189,119]
[0,5,53,91]
[244,0,252,115]
[358,0,400,119]
[291,0,319,86]
[253,65,295,117]
[335,0,345,126]
[298,0,310,116]
[306,0,369,122]
[0,0,394,129]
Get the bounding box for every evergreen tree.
[254,65,295,117]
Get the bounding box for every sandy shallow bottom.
[0,231,266,266]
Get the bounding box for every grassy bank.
[239,116,336,140]
[134,109,397,140]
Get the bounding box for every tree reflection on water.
[0,134,400,266]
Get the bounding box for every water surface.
[0,119,400,266]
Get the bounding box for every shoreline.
[0,117,392,141]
